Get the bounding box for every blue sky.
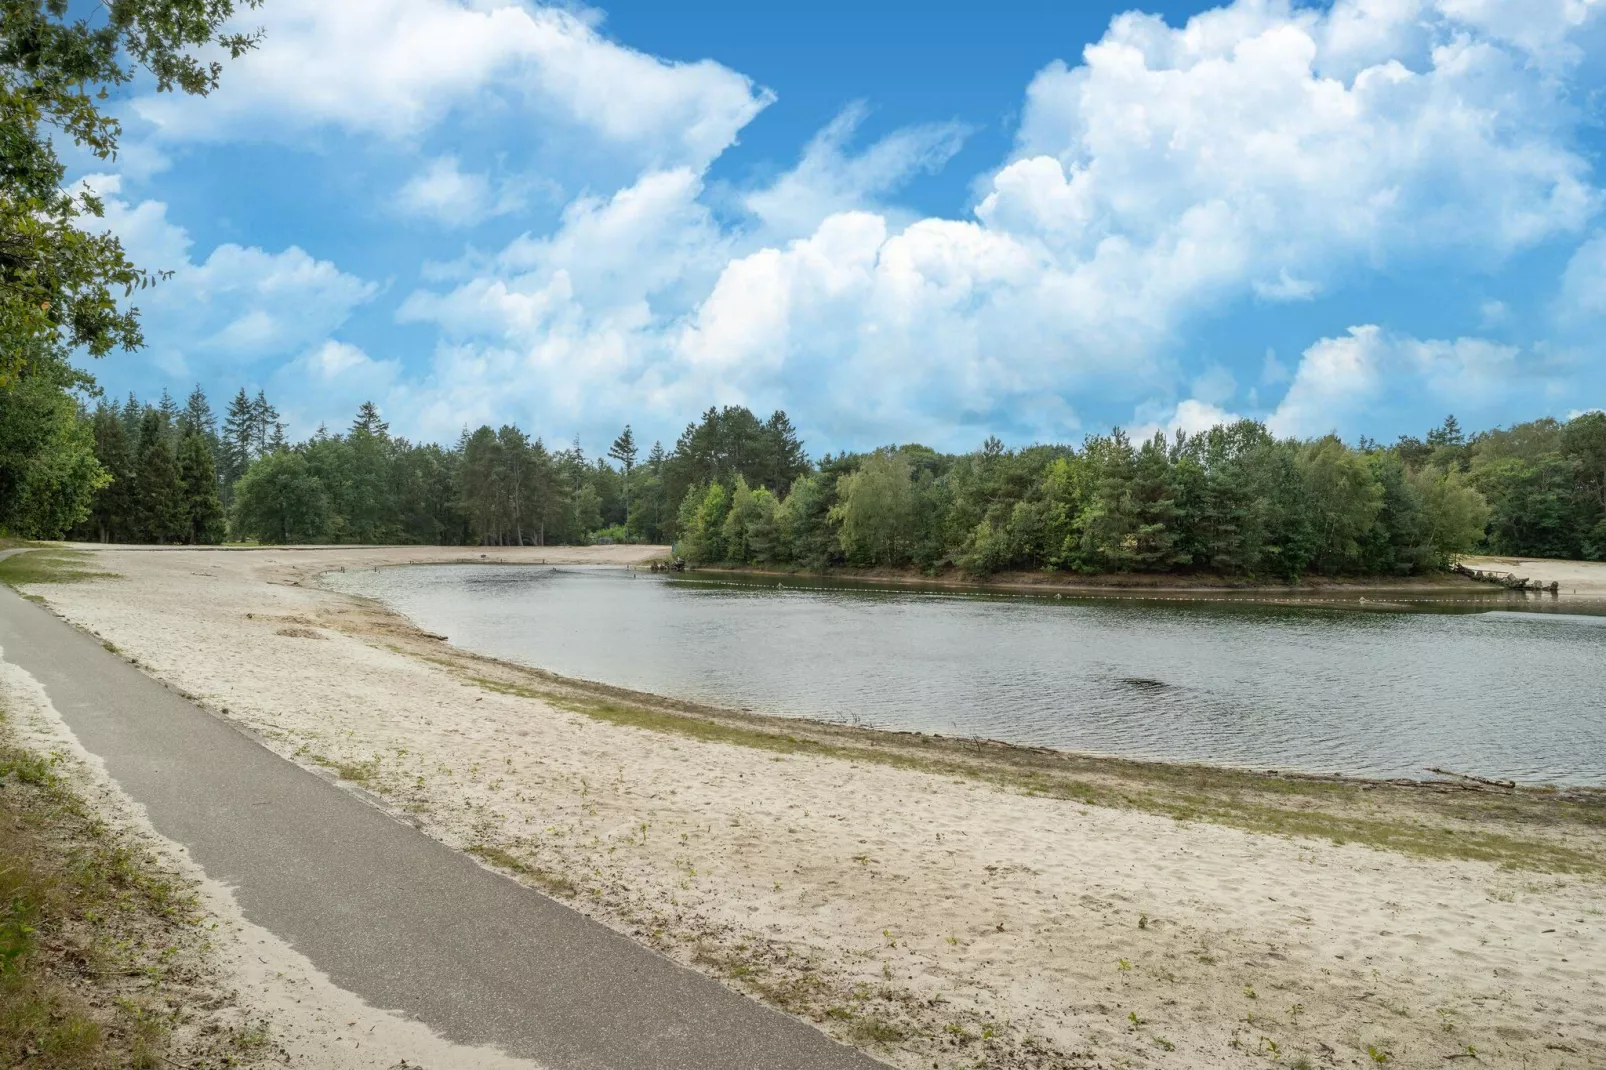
[74,0,1606,456]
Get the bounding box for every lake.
[323,564,1606,785]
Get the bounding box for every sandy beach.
[1461,555,1606,597]
[13,545,1606,1069]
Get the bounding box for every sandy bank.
[16,546,1606,1069]
[1461,554,1606,597]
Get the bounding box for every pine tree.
[157,388,181,432]
[133,409,186,543]
[345,402,396,542]
[762,410,807,495]
[1427,414,1465,448]
[119,392,142,442]
[182,385,216,437]
[220,387,255,491]
[177,426,226,544]
[87,405,135,542]
[609,425,638,521]
[249,390,280,455]
[350,401,387,438]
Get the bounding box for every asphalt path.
[0,552,879,1069]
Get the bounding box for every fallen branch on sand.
[1427,767,1517,790]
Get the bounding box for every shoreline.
[675,560,1604,605]
[11,545,1606,1069]
[315,561,1603,795]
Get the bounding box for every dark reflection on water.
[324,565,1606,785]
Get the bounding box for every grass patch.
[302,752,380,786]
[0,550,118,588]
[461,676,1606,877]
[466,844,579,898]
[0,721,223,1067]
[846,1014,907,1045]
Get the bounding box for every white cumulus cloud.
[80,175,376,381]
[131,0,771,173]
[742,103,970,239]
[395,155,529,227]
[220,0,1606,449]
[1267,325,1527,438]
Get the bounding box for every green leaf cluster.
[1,0,262,382]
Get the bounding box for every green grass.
[0,550,118,587]
[0,726,191,1067]
[846,1014,906,1045]
[466,844,579,898]
[463,675,1606,877]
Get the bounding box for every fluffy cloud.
[991,1,1592,283]
[645,0,1597,442]
[395,156,529,227]
[1267,325,1527,438]
[1558,232,1606,324]
[130,0,770,174]
[134,0,1604,450]
[270,341,404,435]
[742,104,970,239]
[1129,398,1245,442]
[1434,0,1604,65]
[82,176,376,381]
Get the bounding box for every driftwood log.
[1426,767,1517,790]
[1451,562,1560,593]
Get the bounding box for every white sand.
[19,546,1606,1069]
[1462,554,1606,597]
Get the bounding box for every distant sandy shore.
[18,545,1606,1069]
[1461,554,1606,597]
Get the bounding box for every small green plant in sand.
[1367,1043,1391,1063]
[466,844,578,898]
[846,1014,905,1045]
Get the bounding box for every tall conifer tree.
[87,404,136,542]
[177,426,226,543]
[133,409,186,542]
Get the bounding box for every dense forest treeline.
[1,344,1604,578]
[674,412,1604,578]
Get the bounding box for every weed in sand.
[846,1014,904,1045]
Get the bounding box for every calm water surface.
[324,565,1606,785]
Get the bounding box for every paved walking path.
[0,557,877,1069]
